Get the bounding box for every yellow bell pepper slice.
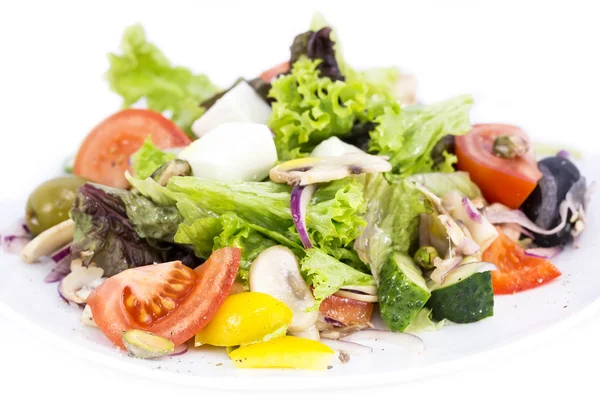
[195,292,292,347]
[229,336,334,370]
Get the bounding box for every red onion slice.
[45,256,72,283]
[524,246,563,259]
[1,234,31,254]
[290,184,317,249]
[51,243,71,263]
[462,197,482,223]
[324,317,345,327]
[430,256,463,285]
[342,329,424,354]
[167,342,189,357]
[320,339,373,356]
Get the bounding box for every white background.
[1,0,599,406]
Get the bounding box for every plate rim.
[1,291,599,391]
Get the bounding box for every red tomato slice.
[319,294,373,326]
[482,229,561,294]
[456,124,542,208]
[259,61,290,83]
[73,109,191,189]
[87,248,241,348]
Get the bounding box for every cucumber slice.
[427,262,495,323]
[122,330,175,359]
[378,253,431,332]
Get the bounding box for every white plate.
[0,156,598,390]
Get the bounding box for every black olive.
[521,156,581,247]
[431,135,456,167]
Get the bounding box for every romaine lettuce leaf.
[106,24,219,136]
[126,172,177,206]
[404,171,482,199]
[300,248,375,305]
[354,175,430,281]
[131,137,176,180]
[166,176,366,263]
[167,177,293,234]
[268,57,368,160]
[369,95,474,175]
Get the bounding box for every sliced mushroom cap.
[59,259,104,304]
[80,305,97,328]
[290,325,320,341]
[249,246,318,332]
[269,153,392,186]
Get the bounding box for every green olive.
[25,176,86,236]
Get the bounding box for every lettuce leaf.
[354,175,430,281]
[306,178,367,255]
[290,27,343,81]
[309,13,351,78]
[404,171,482,199]
[300,248,375,305]
[175,212,281,285]
[166,176,366,264]
[131,137,176,179]
[70,184,198,277]
[268,57,368,160]
[369,95,474,175]
[167,177,293,234]
[404,308,445,333]
[106,25,219,136]
[126,172,177,206]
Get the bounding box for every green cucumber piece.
[378,253,431,332]
[427,265,494,324]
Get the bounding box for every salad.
[10,15,594,370]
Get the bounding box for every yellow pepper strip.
[229,336,334,370]
[195,292,292,347]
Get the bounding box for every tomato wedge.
[73,109,191,189]
[455,124,542,208]
[319,294,373,326]
[259,61,290,83]
[87,248,241,348]
[482,229,561,294]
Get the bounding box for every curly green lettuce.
[268,57,368,160]
[369,95,474,175]
[300,248,375,305]
[131,137,176,179]
[165,176,366,264]
[106,24,219,136]
[175,212,282,285]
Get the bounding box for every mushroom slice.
[249,246,318,332]
[80,305,97,328]
[59,259,104,304]
[21,219,74,263]
[269,153,392,186]
[334,290,378,303]
[290,325,320,341]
